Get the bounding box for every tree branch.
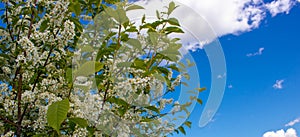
[0,115,18,127]
[27,0,37,39]
[5,2,14,41]
[16,70,23,136]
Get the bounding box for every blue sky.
[170,1,300,137]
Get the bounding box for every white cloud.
[129,0,297,51]
[217,73,226,79]
[265,0,294,17]
[273,79,284,89]
[263,128,298,137]
[285,118,300,127]
[228,84,233,89]
[247,47,265,57]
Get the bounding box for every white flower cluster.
[1,131,14,137]
[60,20,76,45]
[15,54,26,67]
[116,124,130,137]
[0,29,8,43]
[32,30,49,44]
[169,74,182,91]
[159,98,174,110]
[2,95,17,117]
[71,93,103,121]
[48,1,70,27]
[17,37,40,66]
[72,126,89,137]
[1,66,11,74]
[0,83,9,93]
[171,101,181,114]
[128,77,151,86]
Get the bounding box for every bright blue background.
[173,3,300,137]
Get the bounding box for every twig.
[16,69,23,136]
[0,115,18,127]
[5,2,14,41]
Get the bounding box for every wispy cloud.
[263,128,298,137]
[246,47,265,57]
[265,0,295,17]
[273,79,284,89]
[285,118,300,127]
[217,73,227,79]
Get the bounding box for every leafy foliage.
[47,99,70,134]
[0,0,205,136]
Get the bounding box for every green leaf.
[178,126,186,135]
[126,4,144,11]
[69,117,88,128]
[66,68,73,84]
[150,21,163,29]
[165,26,184,34]
[47,99,70,134]
[140,118,153,122]
[75,61,103,77]
[117,62,132,67]
[156,10,160,19]
[80,46,94,53]
[171,38,181,42]
[167,18,180,26]
[196,87,206,92]
[29,73,38,84]
[118,107,128,116]
[197,98,203,105]
[107,97,129,107]
[168,64,180,72]
[73,2,82,16]
[157,67,170,76]
[145,106,160,113]
[105,6,129,24]
[178,62,186,69]
[153,73,166,83]
[186,59,195,67]
[182,73,190,80]
[127,38,142,50]
[168,1,177,15]
[40,19,49,32]
[95,0,103,8]
[87,126,95,137]
[158,45,181,61]
[69,17,83,32]
[187,90,198,95]
[184,121,192,128]
[181,81,188,86]
[126,27,138,32]
[142,14,146,24]
[133,58,147,69]
[148,32,159,45]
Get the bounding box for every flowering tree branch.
[0,1,200,136]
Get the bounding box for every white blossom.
[1,66,11,74]
[1,131,14,137]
